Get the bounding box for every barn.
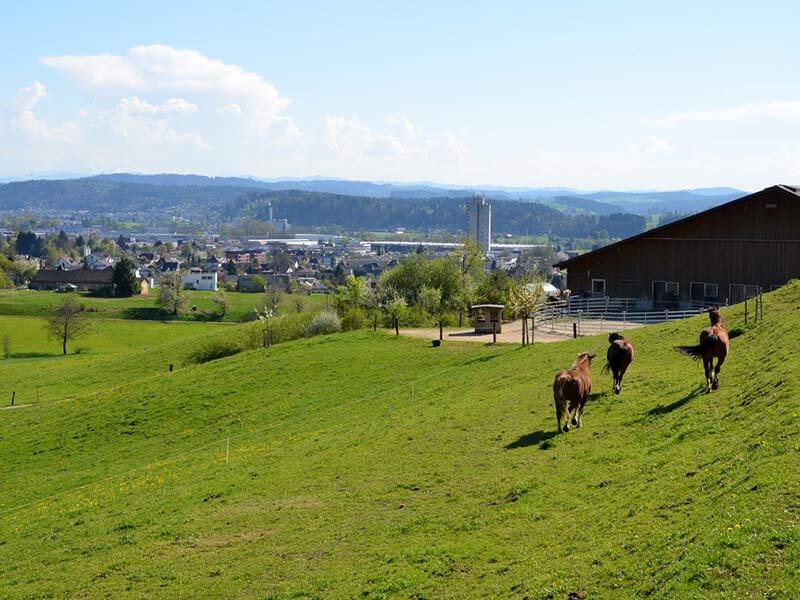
[555,184,800,308]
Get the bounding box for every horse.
[602,332,634,395]
[553,352,595,433]
[674,306,729,393]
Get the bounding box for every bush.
[305,311,342,337]
[184,337,245,365]
[341,308,367,332]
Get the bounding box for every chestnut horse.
[602,332,634,395]
[553,352,595,433]
[675,306,729,393]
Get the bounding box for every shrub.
[305,311,342,337]
[184,337,245,365]
[341,308,367,331]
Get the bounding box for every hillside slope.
[1,285,799,598]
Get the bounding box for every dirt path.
[399,320,572,344]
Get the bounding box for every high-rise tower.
[466,196,492,252]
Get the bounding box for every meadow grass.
[0,284,798,598]
[0,289,329,322]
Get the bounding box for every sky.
[1,0,800,190]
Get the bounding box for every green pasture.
[0,283,798,598]
[0,289,329,322]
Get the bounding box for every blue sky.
[1,0,800,189]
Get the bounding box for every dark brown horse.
[602,332,634,395]
[675,306,730,393]
[553,352,595,433]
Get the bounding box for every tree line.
[227,191,647,239]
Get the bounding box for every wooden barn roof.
[555,184,800,269]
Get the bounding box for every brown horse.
[602,332,634,395]
[553,352,595,433]
[675,306,729,393]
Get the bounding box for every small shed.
[470,304,504,334]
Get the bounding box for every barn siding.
[561,186,800,305]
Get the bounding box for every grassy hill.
[0,289,329,323]
[0,284,799,598]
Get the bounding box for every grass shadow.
[505,429,558,450]
[10,351,59,359]
[646,387,704,417]
[121,307,174,321]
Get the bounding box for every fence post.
[744,297,748,325]
[10,391,15,406]
[623,310,627,329]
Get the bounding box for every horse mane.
[608,332,624,343]
[572,353,594,370]
[708,308,723,326]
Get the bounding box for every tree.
[454,239,485,279]
[211,290,230,319]
[112,256,141,297]
[47,296,90,355]
[507,278,545,346]
[292,294,306,313]
[250,275,266,292]
[333,276,366,315]
[263,283,284,315]
[156,271,188,316]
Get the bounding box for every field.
[0,289,329,322]
[0,283,799,598]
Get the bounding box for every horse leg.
[712,354,726,390]
[562,403,572,432]
[617,362,629,394]
[613,367,622,395]
[703,358,712,394]
[575,400,585,428]
[555,399,564,433]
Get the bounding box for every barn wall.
[563,186,800,305]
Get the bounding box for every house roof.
[555,184,799,269]
[31,269,114,284]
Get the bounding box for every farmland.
[0,289,329,322]
[0,284,798,597]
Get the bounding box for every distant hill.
[549,195,625,216]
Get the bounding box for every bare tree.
[47,296,90,355]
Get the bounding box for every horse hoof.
[563,425,569,432]
[614,388,621,395]
[712,382,719,390]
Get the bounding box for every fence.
[531,295,729,338]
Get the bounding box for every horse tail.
[674,335,719,360]
[601,360,612,375]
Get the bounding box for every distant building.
[30,269,114,291]
[466,196,492,252]
[183,272,218,291]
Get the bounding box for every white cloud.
[118,96,198,117]
[41,45,298,139]
[10,81,79,143]
[100,96,209,150]
[630,136,674,155]
[218,103,242,118]
[658,101,800,124]
[324,115,458,161]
